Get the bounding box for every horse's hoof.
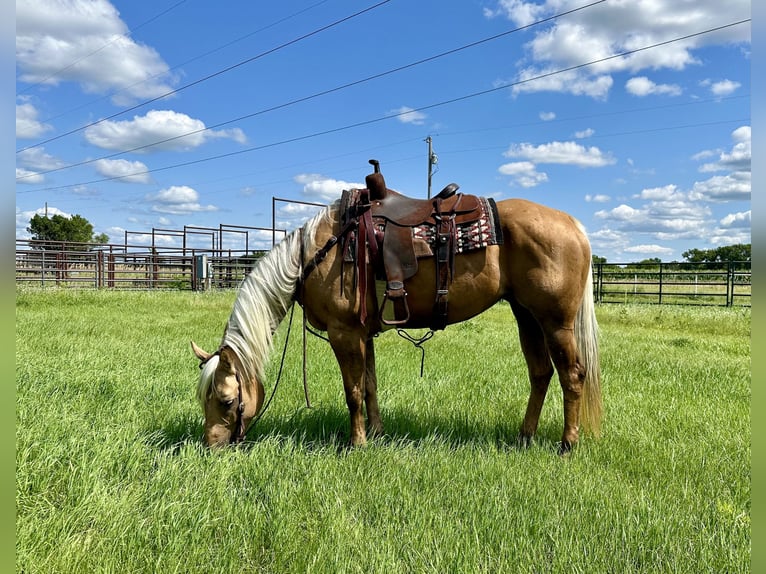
[516,433,533,449]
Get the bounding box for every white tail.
[575,263,602,437]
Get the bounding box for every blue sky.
[16,0,751,262]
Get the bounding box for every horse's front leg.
[328,327,369,447]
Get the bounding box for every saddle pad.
[412,197,503,255]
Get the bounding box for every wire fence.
[15,240,751,307]
[593,261,751,307]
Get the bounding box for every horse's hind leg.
[328,326,369,447]
[364,338,383,437]
[510,301,554,446]
[546,327,586,453]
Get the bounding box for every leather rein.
[203,208,372,445]
[199,301,298,445]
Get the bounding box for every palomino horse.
[191,176,601,454]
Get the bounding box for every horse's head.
[191,341,265,447]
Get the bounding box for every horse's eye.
[221,398,236,409]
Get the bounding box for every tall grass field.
[16,288,750,573]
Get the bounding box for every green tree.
[682,244,750,263]
[592,254,607,265]
[27,214,108,249]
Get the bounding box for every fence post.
[97,250,103,288]
[727,261,733,307]
[658,263,663,304]
[191,253,197,291]
[151,247,159,288]
[56,252,63,285]
[596,262,602,303]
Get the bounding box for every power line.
[432,94,750,138]
[16,0,392,154]
[32,0,333,126]
[16,18,750,194]
[435,117,750,157]
[16,0,190,95]
[22,0,608,178]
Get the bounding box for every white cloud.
[690,126,751,202]
[513,68,613,99]
[574,128,594,139]
[636,184,683,201]
[706,79,741,96]
[154,186,198,204]
[16,168,44,184]
[124,232,179,247]
[697,126,751,173]
[498,161,548,188]
[595,204,641,222]
[689,172,751,202]
[625,76,681,97]
[148,185,218,215]
[719,210,750,228]
[585,193,610,202]
[16,146,63,171]
[709,229,751,246]
[594,184,714,241]
[488,0,750,99]
[484,0,545,25]
[93,159,150,183]
[84,110,246,152]
[71,185,98,196]
[691,149,716,161]
[623,244,674,255]
[390,106,427,125]
[590,228,625,243]
[294,174,363,202]
[16,0,176,103]
[539,111,556,121]
[504,140,616,167]
[16,100,51,139]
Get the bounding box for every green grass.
[16,288,750,573]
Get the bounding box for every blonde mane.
[196,205,334,407]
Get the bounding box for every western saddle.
[304,159,493,331]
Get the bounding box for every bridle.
[198,300,299,445]
[232,369,247,444]
[198,351,247,445]
[197,224,330,446]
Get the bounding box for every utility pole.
[426,136,438,198]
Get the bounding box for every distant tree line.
[592,243,750,269]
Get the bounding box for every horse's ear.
[191,340,213,363]
[218,346,238,370]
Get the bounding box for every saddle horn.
[366,159,387,201]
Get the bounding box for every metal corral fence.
[593,261,750,307]
[16,240,751,306]
[15,240,266,290]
